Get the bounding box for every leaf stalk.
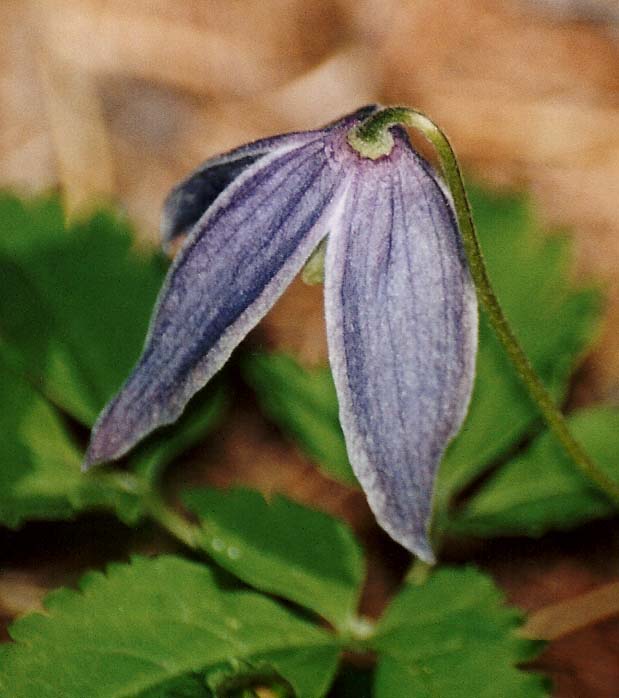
[144,493,202,549]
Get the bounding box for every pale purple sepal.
[161,106,379,249]
[160,133,316,250]
[324,133,478,562]
[84,138,347,468]
[84,105,478,563]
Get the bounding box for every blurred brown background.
[1,1,619,696]
[3,0,619,397]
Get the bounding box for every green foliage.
[242,353,356,485]
[0,192,225,524]
[0,556,340,698]
[371,567,547,697]
[0,555,544,698]
[136,674,211,698]
[204,647,341,698]
[452,407,619,537]
[255,646,341,698]
[0,352,142,526]
[2,185,604,697]
[0,193,165,424]
[183,487,364,629]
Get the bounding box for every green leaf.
[372,567,547,698]
[0,555,340,698]
[436,186,600,503]
[0,192,227,526]
[242,352,356,485]
[255,646,340,698]
[135,674,211,698]
[0,353,142,527]
[0,192,166,425]
[451,407,619,537]
[203,647,340,698]
[183,487,364,629]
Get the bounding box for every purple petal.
[85,138,346,468]
[160,133,317,250]
[324,135,478,562]
[161,106,379,249]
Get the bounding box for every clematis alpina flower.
[84,106,478,562]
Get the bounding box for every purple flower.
[84,106,478,562]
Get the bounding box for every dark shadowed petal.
[321,104,379,130]
[160,106,379,249]
[160,132,316,249]
[324,135,478,562]
[85,138,347,468]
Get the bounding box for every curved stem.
[351,107,619,504]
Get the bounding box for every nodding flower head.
[83,106,478,563]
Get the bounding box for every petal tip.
[81,454,97,472]
[82,407,133,471]
[81,436,114,471]
[410,538,437,565]
[384,519,436,564]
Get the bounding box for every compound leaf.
[0,556,339,698]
